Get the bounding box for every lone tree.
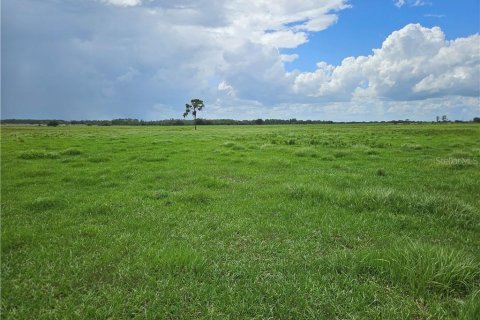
[183,99,205,130]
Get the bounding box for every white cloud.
[412,0,429,6]
[277,23,480,120]
[101,0,142,7]
[293,14,339,32]
[394,0,430,8]
[294,24,480,103]
[259,30,308,49]
[280,54,299,62]
[220,0,349,48]
[424,14,446,18]
[293,62,334,95]
[217,81,236,97]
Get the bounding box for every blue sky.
[285,0,480,70]
[2,0,479,121]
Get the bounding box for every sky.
[2,0,480,121]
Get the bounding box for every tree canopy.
[183,99,205,130]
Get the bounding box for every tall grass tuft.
[344,187,478,230]
[29,197,64,211]
[334,150,351,158]
[147,247,206,275]
[294,147,319,158]
[460,290,480,320]
[87,156,111,163]
[201,176,229,189]
[19,150,60,160]
[61,148,82,156]
[360,242,480,297]
[285,138,296,145]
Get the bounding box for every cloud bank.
[2,0,479,121]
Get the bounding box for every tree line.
[1,118,335,126]
[1,118,479,126]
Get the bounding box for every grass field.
[2,124,480,319]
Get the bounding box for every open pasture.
[2,124,479,319]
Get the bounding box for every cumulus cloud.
[294,24,480,103]
[282,23,479,120]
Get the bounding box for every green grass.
[2,124,480,319]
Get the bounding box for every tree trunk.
[194,116,197,130]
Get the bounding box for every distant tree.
[473,117,480,123]
[436,116,440,122]
[442,115,448,122]
[183,99,205,130]
[255,119,264,125]
[47,120,59,127]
